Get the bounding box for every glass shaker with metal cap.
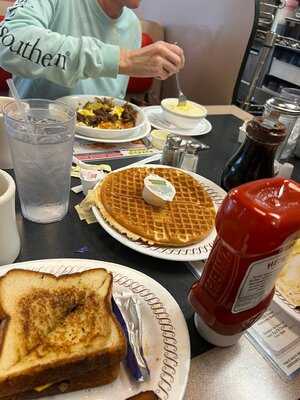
[264,97,300,160]
[161,135,184,167]
[180,141,202,173]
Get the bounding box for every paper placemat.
[247,302,300,380]
[73,138,160,162]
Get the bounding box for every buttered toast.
[0,268,126,399]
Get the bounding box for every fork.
[173,42,187,107]
[175,72,187,107]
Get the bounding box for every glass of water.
[4,99,76,223]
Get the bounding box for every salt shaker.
[161,135,183,167]
[180,142,202,173]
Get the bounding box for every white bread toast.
[0,268,126,398]
[0,362,121,399]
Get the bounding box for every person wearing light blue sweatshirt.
[0,0,184,99]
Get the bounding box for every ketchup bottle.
[189,178,300,347]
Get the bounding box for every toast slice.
[0,362,121,400]
[0,268,126,398]
[126,391,160,400]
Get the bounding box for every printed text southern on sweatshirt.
[0,0,141,99]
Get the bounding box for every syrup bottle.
[220,117,286,192]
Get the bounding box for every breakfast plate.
[58,95,146,140]
[92,165,227,261]
[273,249,300,322]
[0,258,191,400]
[75,120,151,144]
[143,106,212,136]
[273,291,300,322]
[273,244,300,322]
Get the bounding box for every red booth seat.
[0,14,11,91]
[127,32,154,94]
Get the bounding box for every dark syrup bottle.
[221,117,287,192]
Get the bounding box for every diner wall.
[136,0,256,105]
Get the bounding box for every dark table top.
[11,114,300,359]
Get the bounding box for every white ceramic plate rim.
[75,120,151,143]
[143,106,212,136]
[273,291,300,322]
[0,258,191,400]
[92,165,227,261]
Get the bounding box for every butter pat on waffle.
[276,239,300,308]
[94,166,216,246]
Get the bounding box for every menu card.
[247,302,300,380]
[73,138,160,162]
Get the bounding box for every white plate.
[0,258,190,400]
[75,120,151,143]
[273,291,300,323]
[58,95,146,140]
[274,251,300,322]
[143,106,212,136]
[92,165,227,261]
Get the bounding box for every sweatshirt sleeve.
[0,0,120,88]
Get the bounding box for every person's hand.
[119,41,185,80]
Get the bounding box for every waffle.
[95,167,216,247]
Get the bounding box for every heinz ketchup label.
[231,248,292,313]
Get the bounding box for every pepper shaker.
[161,135,183,167]
[180,142,202,173]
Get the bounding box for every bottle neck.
[246,117,287,146]
[243,134,280,156]
[221,134,277,191]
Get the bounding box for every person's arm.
[0,0,120,88]
[0,0,184,87]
